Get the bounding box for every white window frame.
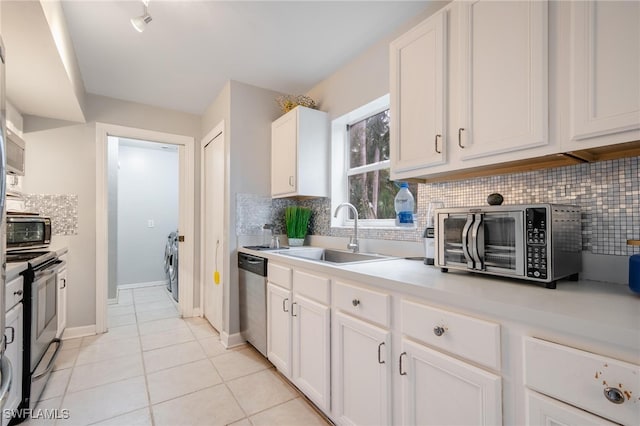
[331,94,399,229]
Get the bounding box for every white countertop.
[240,246,640,360]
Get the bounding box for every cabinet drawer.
[268,263,292,290]
[293,270,330,305]
[524,337,640,426]
[401,299,500,370]
[333,280,390,328]
[6,276,24,311]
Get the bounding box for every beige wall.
[23,95,200,329]
[307,1,450,119]
[200,80,282,338]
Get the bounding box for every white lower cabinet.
[332,311,391,426]
[267,268,331,412]
[57,267,68,338]
[267,282,292,376]
[4,303,23,426]
[400,338,502,426]
[292,294,330,411]
[526,390,617,426]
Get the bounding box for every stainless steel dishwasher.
[238,253,268,356]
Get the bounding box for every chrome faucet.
[334,202,359,253]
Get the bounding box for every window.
[332,95,417,228]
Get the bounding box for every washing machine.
[164,232,176,292]
[168,232,179,302]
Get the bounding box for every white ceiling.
[61,0,429,115]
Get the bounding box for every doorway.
[107,137,179,311]
[96,124,196,334]
[202,128,224,332]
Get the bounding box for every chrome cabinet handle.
[378,342,385,364]
[458,128,465,148]
[291,301,297,317]
[13,290,23,297]
[4,326,15,345]
[435,134,442,154]
[282,298,289,313]
[399,352,407,376]
[60,279,67,289]
[604,387,625,404]
[433,326,446,337]
[352,299,360,307]
[288,176,294,187]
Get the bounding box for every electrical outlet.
[147,219,154,228]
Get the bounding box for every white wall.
[116,143,178,286]
[23,94,200,329]
[201,80,283,338]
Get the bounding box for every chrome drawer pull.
[13,290,23,297]
[433,326,446,337]
[399,352,407,376]
[282,298,289,313]
[352,299,360,307]
[378,342,385,364]
[603,387,625,404]
[4,327,15,345]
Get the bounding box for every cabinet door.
[570,1,640,140]
[271,110,298,197]
[3,303,23,426]
[57,268,68,338]
[291,294,330,412]
[267,283,292,377]
[401,339,502,426]
[526,390,617,426]
[457,0,548,160]
[333,312,391,426]
[390,9,447,175]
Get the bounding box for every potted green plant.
[285,206,312,247]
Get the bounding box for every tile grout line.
[134,287,158,426]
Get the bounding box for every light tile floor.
[24,285,329,426]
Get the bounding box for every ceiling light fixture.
[131,0,152,33]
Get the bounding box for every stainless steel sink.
[280,248,395,264]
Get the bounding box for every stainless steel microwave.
[435,204,581,288]
[6,215,52,250]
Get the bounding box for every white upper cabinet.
[390,9,447,174]
[271,106,329,198]
[457,0,548,161]
[390,0,550,180]
[569,1,640,142]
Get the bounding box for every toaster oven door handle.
[461,214,475,268]
[470,213,484,270]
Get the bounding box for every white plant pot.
[288,238,305,247]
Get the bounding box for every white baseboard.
[118,280,168,290]
[190,307,202,317]
[61,325,97,340]
[221,331,245,349]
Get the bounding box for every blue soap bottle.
[628,240,640,294]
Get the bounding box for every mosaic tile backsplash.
[237,156,640,256]
[25,194,79,236]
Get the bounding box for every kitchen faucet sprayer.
[334,202,359,253]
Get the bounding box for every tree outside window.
[347,109,417,221]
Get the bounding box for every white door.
[457,0,548,160]
[203,133,224,332]
[3,303,23,426]
[292,294,331,412]
[267,282,292,377]
[333,311,391,426]
[390,8,447,175]
[570,0,640,140]
[271,111,297,196]
[401,339,502,426]
[526,390,618,426]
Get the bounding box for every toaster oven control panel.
[526,208,547,279]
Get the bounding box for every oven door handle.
[34,260,66,280]
[470,213,484,270]
[461,214,475,268]
[0,356,12,409]
[32,338,62,381]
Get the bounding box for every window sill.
[332,225,418,232]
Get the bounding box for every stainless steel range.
[6,248,63,422]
